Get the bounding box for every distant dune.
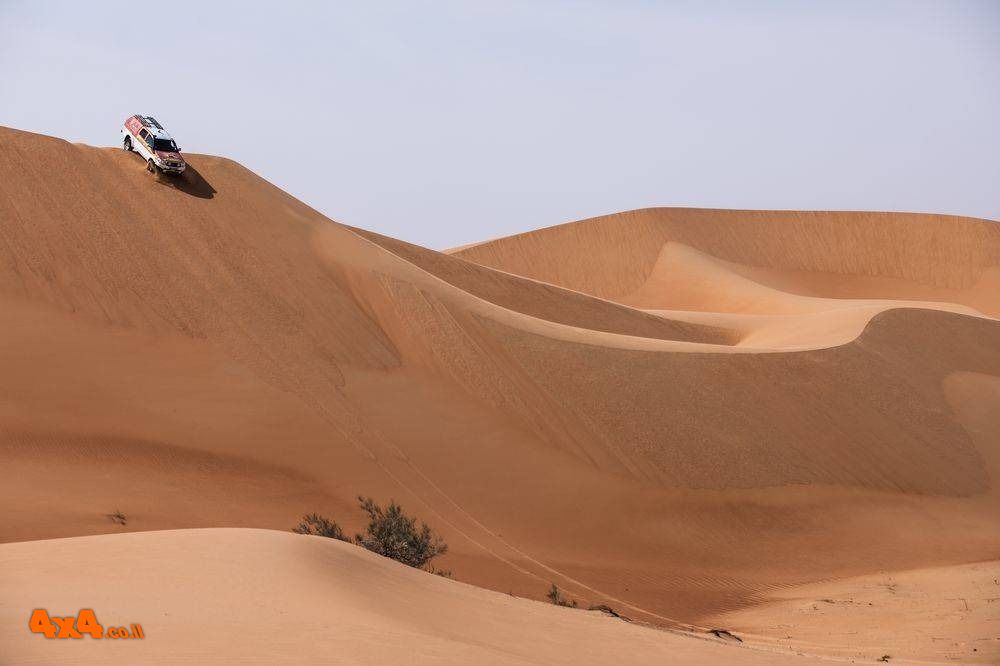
[1,126,998,663]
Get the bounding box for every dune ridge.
[1,126,998,663]
[450,207,1000,307]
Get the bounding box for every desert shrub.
[291,498,448,572]
[292,513,348,541]
[546,584,577,608]
[354,496,448,570]
[427,566,453,578]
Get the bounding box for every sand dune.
[1,126,998,663]
[450,207,1000,312]
[716,559,1000,663]
[0,529,812,665]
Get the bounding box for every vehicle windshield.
[153,138,178,152]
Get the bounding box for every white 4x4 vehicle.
[121,115,186,175]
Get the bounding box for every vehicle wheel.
[123,136,132,151]
[147,159,156,174]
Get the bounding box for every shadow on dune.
[154,164,216,199]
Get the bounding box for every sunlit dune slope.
[450,207,1000,316]
[347,226,735,345]
[0,528,811,665]
[2,126,999,663]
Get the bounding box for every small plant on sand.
[292,513,348,541]
[427,566,453,578]
[354,496,448,570]
[546,584,578,608]
[108,510,127,526]
[292,497,448,572]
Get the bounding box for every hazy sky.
[1,1,997,248]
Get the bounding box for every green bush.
[292,513,348,541]
[354,496,448,570]
[292,497,448,572]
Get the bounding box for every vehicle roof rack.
[143,116,164,130]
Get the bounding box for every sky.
[1,1,998,249]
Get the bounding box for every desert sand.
[1,126,998,663]
[1,528,812,665]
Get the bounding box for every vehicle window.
[139,129,149,140]
[153,138,178,152]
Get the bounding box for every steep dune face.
[2,126,999,662]
[347,227,736,345]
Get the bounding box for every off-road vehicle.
[121,115,186,175]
